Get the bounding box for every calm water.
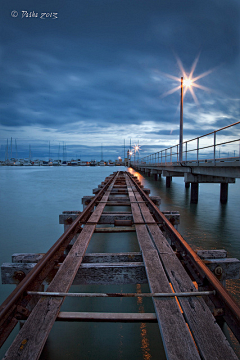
[0,166,239,359]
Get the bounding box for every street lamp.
[132,144,141,164]
[179,76,193,162]
[160,55,213,163]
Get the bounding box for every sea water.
[0,166,239,359]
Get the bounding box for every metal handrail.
[135,121,240,165]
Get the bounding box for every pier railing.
[132,121,240,166]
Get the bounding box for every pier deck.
[1,171,240,359]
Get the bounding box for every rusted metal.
[0,172,118,347]
[27,290,216,298]
[127,172,240,342]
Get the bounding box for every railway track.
[0,171,240,359]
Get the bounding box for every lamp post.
[179,76,183,162]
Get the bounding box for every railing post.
[186,142,187,162]
[177,145,178,163]
[197,138,199,165]
[161,151,163,166]
[170,147,172,164]
[179,77,183,162]
[165,149,167,165]
[214,131,216,165]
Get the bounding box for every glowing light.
[133,144,141,153]
[183,78,192,87]
[160,53,214,105]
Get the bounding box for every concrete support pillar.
[185,182,190,188]
[158,173,161,179]
[154,173,158,181]
[166,176,171,188]
[191,183,198,203]
[220,183,228,203]
[148,171,151,177]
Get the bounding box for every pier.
[1,171,240,359]
[131,121,240,203]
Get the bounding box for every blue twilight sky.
[0,0,240,160]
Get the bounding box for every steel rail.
[27,290,216,298]
[0,171,119,343]
[127,172,240,341]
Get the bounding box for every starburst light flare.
[160,53,215,105]
[133,144,141,153]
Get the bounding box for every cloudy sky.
[0,0,239,160]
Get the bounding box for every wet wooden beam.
[56,311,157,322]
[94,226,135,233]
[2,262,147,285]
[11,252,143,264]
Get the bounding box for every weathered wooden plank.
[103,202,131,206]
[87,182,116,224]
[126,175,200,360]
[197,249,227,259]
[60,212,179,225]
[147,223,238,360]
[57,311,157,322]
[12,253,45,263]
[74,262,147,285]
[131,203,145,224]
[99,214,133,223]
[82,252,143,263]
[95,226,135,233]
[3,224,96,360]
[12,252,143,264]
[137,201,156,224]
[93,188,150,195]
[142,248,201,360]
[202,258,240,280]
[1,262,147,285]
[87,203,107,223]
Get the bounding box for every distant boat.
[99,160,105,166]
[23,158,32,166]
[61,161,68,166]
[42,160,50,166]
[32,160,41,166]
[67,160,78,166]
[52,160,60,166]
[99,144,105,166]
[79,161,88,166]
[13,160,21,166]
[108,160,115,166]
[90,160,97,166]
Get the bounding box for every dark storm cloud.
[0,0,239,160]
